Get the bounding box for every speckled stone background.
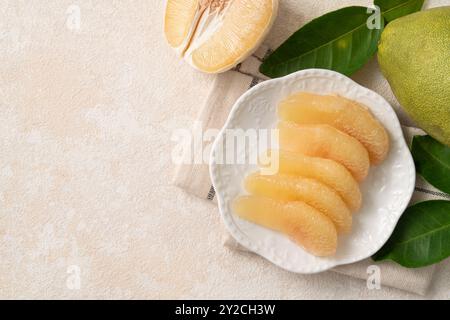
[1,0,449,299]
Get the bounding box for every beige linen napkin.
[173,43,450,295]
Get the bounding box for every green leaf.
[373,200,450,268]
[375,0,425,22]
[412,135,450,194]
[259,6,384,78]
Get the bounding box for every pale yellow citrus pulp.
[164,0,278,73]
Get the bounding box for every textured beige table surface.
[1,0,449,299]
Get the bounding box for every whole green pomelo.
[378,7,450,146]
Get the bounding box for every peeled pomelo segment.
[164,0,278,73]
[244,173,352,233]
[233,196,338,257]
[261,150,362,212]
[279,92,390,165]
[278,121,370,182]
[164,0,200,50]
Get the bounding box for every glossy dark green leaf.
[373,200,450,268]
[412,135,450,194]
[375,0,425,22]
[259,6,384,78]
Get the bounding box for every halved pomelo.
[164,0,278,73]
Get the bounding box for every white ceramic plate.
[209,69,415,274]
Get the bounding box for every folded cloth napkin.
[173,42,450,295]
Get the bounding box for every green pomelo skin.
[378,7,450,146]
